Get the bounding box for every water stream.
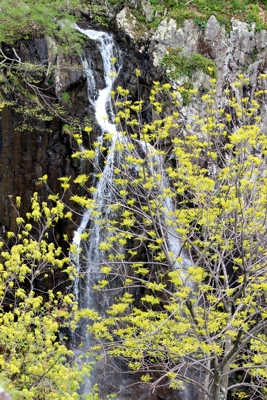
[72,26,192,398]
[72,27,123,307]
[70,27,125,395]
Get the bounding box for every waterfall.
[72,27,122,306]
[71,26,192,398]
[137,141,193,280]
[71,27,128,396]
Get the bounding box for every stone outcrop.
[150,15,267,79]
[116,7,149,41]
[150,16,267,128]
[46,38,84,98]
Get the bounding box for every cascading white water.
[137,141,193,280]
[71,27,128,396]
[72,26,192,398]
[72,27,123,305]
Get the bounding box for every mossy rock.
[161,48,217,80]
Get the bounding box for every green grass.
[113,0,267,33]
[161,48,217,80]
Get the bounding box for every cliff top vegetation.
[107,0,267,32]
[0,0,267,48]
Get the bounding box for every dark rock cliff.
[0,25,159,234]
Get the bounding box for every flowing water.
[72,26,192,398]
[72,27,123,306]
[137,140,193,279]
[71,27,125,395]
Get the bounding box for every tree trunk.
[213,369,221,400]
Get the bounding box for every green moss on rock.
[161,48,217,80]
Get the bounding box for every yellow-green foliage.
[0,193,91,399]
[67,75,267,399]
[3,74,267,398]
